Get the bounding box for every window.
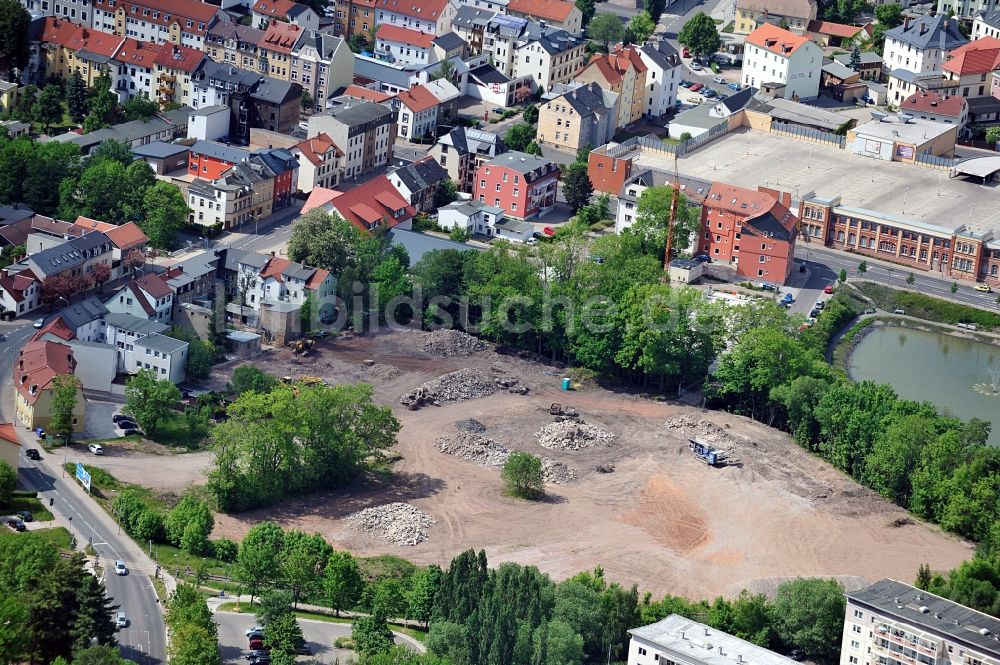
[853,625,862,634]
[480,180,486,188]
[638,648,647,657]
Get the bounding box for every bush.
[334,637,355,649]
[0,461,15,505]
[502,452,544,500]
[855,282,1000,331]
[211,538,238,563]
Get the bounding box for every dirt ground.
[200,328,974,599]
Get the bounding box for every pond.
[848,326,1000,445]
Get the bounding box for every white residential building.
[89,0,224,49]
[111,38,158,102]
[373,0,457,36]
[290,133,343,193]
[20,0,94,26]
[104,273,174,323]
[393,84,439,141]
[103,312,184,376]
[627,616,800,665]
[741,23,823,100]
[376,24,439,67]
[884,15,967,77]
[437,199,536,242]
[638,38,682,118]
[130,333,188,383]
[308,100,396,178]
[972,10,1000,40]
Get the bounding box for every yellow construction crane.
[663,153,680,272]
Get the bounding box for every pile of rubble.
[400,368,527,410]
[536,421,616,451]
[365,363,401,381]
[542,458,578,484]
[436,432,510,466]
[423,329,489,357]
[664,415,747,456]
[455,419,487,433]
[343,502,435,546]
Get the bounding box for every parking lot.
[634,129,1000,236]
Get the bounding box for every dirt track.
[203,328,973,599]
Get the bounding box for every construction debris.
[536,421,616,451]
[423,330,489,357]
[401,368,527,409]
[542,458,577,484]
[664,415,747,459]
[596,463,615,473]
[343,502,435,546]
[455,419,487,433]
[366,363,401,381]
[436,432,510,466]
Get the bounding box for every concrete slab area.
[632,128,1000,236]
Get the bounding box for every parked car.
[680,79,693,88]
[893,308,905,315]
[712,76,725,84]
[690,61,702,71]
[863,308,876,314]
[249,639,269,651]
[703,88,717,98]
[815,301,826,310]
[245,627,265,638]
[526,237,538,245]
[759,283,777,291]
[824,283,834,294]
[122,428,144,437]
[780,292,794,304]
[112,414,133,423]
[25,449,41,461]
[809,307,821,318]
[682,47,690,57]
[542,226,555,236]
[492,107,504,114]
[975,284,993,292]
[32,318,43,328]
[116,418,138,429]
[247,651,271,664]
[294,640,311,655]
[728,82,742,91]
[17,511,33,523]
[88,443,104,455]
[693,254,711,263]
[5,518,25,532]
[115,560,127,576]
[689,83,703,92]
[116,612,128,628]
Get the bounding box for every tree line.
[0,134,189,249]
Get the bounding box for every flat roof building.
[628,615,800,665]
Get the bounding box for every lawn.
[149,410,211,450]
[854,281,1000,331]
[153,543,233,581]
[0,526,73,549]
[215,602,428,642]
[1,491,54,521]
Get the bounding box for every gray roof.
[57,296,109,330]
[441,200,504,216]
[976,9,1000,29]
[161,105,194,128]
[470,64,510,86]
[172,252,219,279]
[822,60,857,79]
[207,21,265,44]
[390,158,449,193]
[281,262,315,281]
[224,248,270,271]
[353,55,414,88]
[27,233,112,279]
[295,29,345,59]
[967,95,1000,113]
[189,104,229,117]
[834,51,883,66]
[493,218,532,233]
[552,82,617,117]
[847,580,1000,658]
[251,78,298,105]
[531,28,582,55]
[630,616,799,665]
[132,141,190,159]
[192,140,251,164]
[453,5,496,29]
[718,86,756,114]
[323,100,395,127]
[388,228,485,262]
[485,150,555,175]
[134,332,189,354]
[670,103,729,131]
[61,117,173,152]
[194,59,266,91]
[639,38,680,70]
[439,126,504,157]
[885,15,967,50]
[103,312,170,335]
[757,94,851,131]
[736,0,816,17]
[0,205,33,226]
[620,169,713,203]
[433,31,466,51]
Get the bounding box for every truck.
[688,439,726,466]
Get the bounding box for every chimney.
[903,17,911,30]
[271,251,276,256]
[920,21,928,35]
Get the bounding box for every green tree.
[166,623,219,665]
[407,565,443,627]
[915,563,932,590]
[323,550,364,616]
[951,281,959,293]
[71,575,120,653]
[123,369,181,435]
[281,530,332,607]
[532,620,585,665]
[874,3,904,28]
[505,123,537,152]
[141,181,188,249]
[165,497,214,555]
[502,451,544,499]
[563,161,594,212]
[644,0,666,22]
[301,89,314,112]
[32,84,65,134]
[264,613,303,665]
[122,93,159,121]
[632,185,701,260]
[0,460,14,507]
[576,0,596,26]
[523,104,539,124]
[863,414,936,504]
[183,338,216,381]
[72,645,128,665]
[906,272,915,285]
[230,365,278,395]
[48,374,79,443]
[0,0,30,80]
[858,260,867,274]
[628,11,656,45]
[524,140,543,156]
[426,621,471,665]
[434,178,459,207]
[839,268,848,282]
[67,71,88,123]
[85,70,120,129]
[849,46,862,73]
[166,585,217,635]
[257,590,294,627]
[678,12,721,57]
[770,578,845,661]
[429,58,457,83]
[587,12,624,50]
[236,522,286,605]
[287,208,365,273]
[353,614,395,656]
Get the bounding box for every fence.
[606,121,733,159]
[770,121,846,148]
[914,152,958,169]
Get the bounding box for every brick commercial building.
[700,182,799,284]
[475,151,560,220]
[840,579,1000,665]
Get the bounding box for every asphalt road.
[0,321,167,665]
[214,611,418,664]
[795,244,1000,312]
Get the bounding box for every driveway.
[81,401,121,441]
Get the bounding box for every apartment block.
[89,0,224,49]
[475,151,559,220]
[741,23,823,100]
[307,100,396,178]
[628,615,799,665]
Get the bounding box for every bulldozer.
[289,338,315,355]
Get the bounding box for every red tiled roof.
[580,54,623,85]
[112,38,161,68]
[396,84,438,113]
[944,38,1000,75]
[13,340,76,406]
[301,186,342,213]
[0,423,18,447]
[293,133,342,166]
[377,24,436,48]
[261,21,304,53]
[374,0,450,21]
[90,0,220,35]
[0,268,39,304]
[260,256,293,282]
[0,217,34,248]
[134,272,174,300]
[745,23,812,57]
[327,175,415,231]
[104,222,148,251]
[68,27,124,58]
[154,42,205,73]
[31,215,73,236]
[35,17,84,48]
[343,84,394,103]
[33,317,75,342]
[252,0,297,18]
[901,91,966,117]
[74,216,116,233]
[806,19,863,38]
[507,0,576,22]
[704,182,797,233]
[305,267,330,289]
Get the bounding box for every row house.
[478,13,585,92]
[884,15,967,102]
[428,125,504,193]
[376,24,439,67]
[308,100,396,178]
[259,20,304,81]
[700,182,799,284]
[301,174,415,231]
[373,0,456,37]
[387,156,449,213]
[942,36,1000,98]
[330,0,377,41]
[393,83,439,140]
[474,151,559,221]
[152,42,204,106]
[538,82,619,153]
[105,272,173,323]
[32,19,122,86]
[735,0,816,35]
[89,0,225,49]
[291,30,353,112]
[291,133,344,192]
[204,22,265,73]
[187,148,297,229]
[21,0,95,28]
[189,140,251,179]
[13,340,84,433]
[576,45,648,127]
[110,37,159,100]
[799,194,1000,284]
[251,0,320,30]
[505,0,581,36]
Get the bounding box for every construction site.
[194,327,974,599]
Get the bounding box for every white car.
[690,61,702,71]
[115,560,127,575]
[33,318,44,328]
[712,76,725,84]
[88,443,104,455]
[116,611,128,628]
[245,626,265,637]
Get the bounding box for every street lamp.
[902,187,910,214]
[969,203,975,224]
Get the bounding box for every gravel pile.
[455,418,487,433]
[542,458,577,484]
[401,368,527,409]
[423,330,488,357]
[343,502,435,546]
[664,415,746,454]
[536,421,616,451]
[436,432,510,466]
[366,363,401,381]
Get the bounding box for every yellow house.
[0,423,18,471]
[13,341,85,434]
[0,82,17,114]
[35,18,124,86]
[574,45,648,128]
[735,0,818,35]
[259,21,304,81]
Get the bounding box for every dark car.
[5,518,25,532]
[809,308,821,318]
[25,449,41,461]
[246,629,264,640]
[789,650,805,661]
[294,640,311,655]
[248,639,269,650]
[693,254,711,263]
[703,88,717,98]
[17,511,33,523]
[122,428,144,437]
[247,651,270,665]
[112,414,133,423]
